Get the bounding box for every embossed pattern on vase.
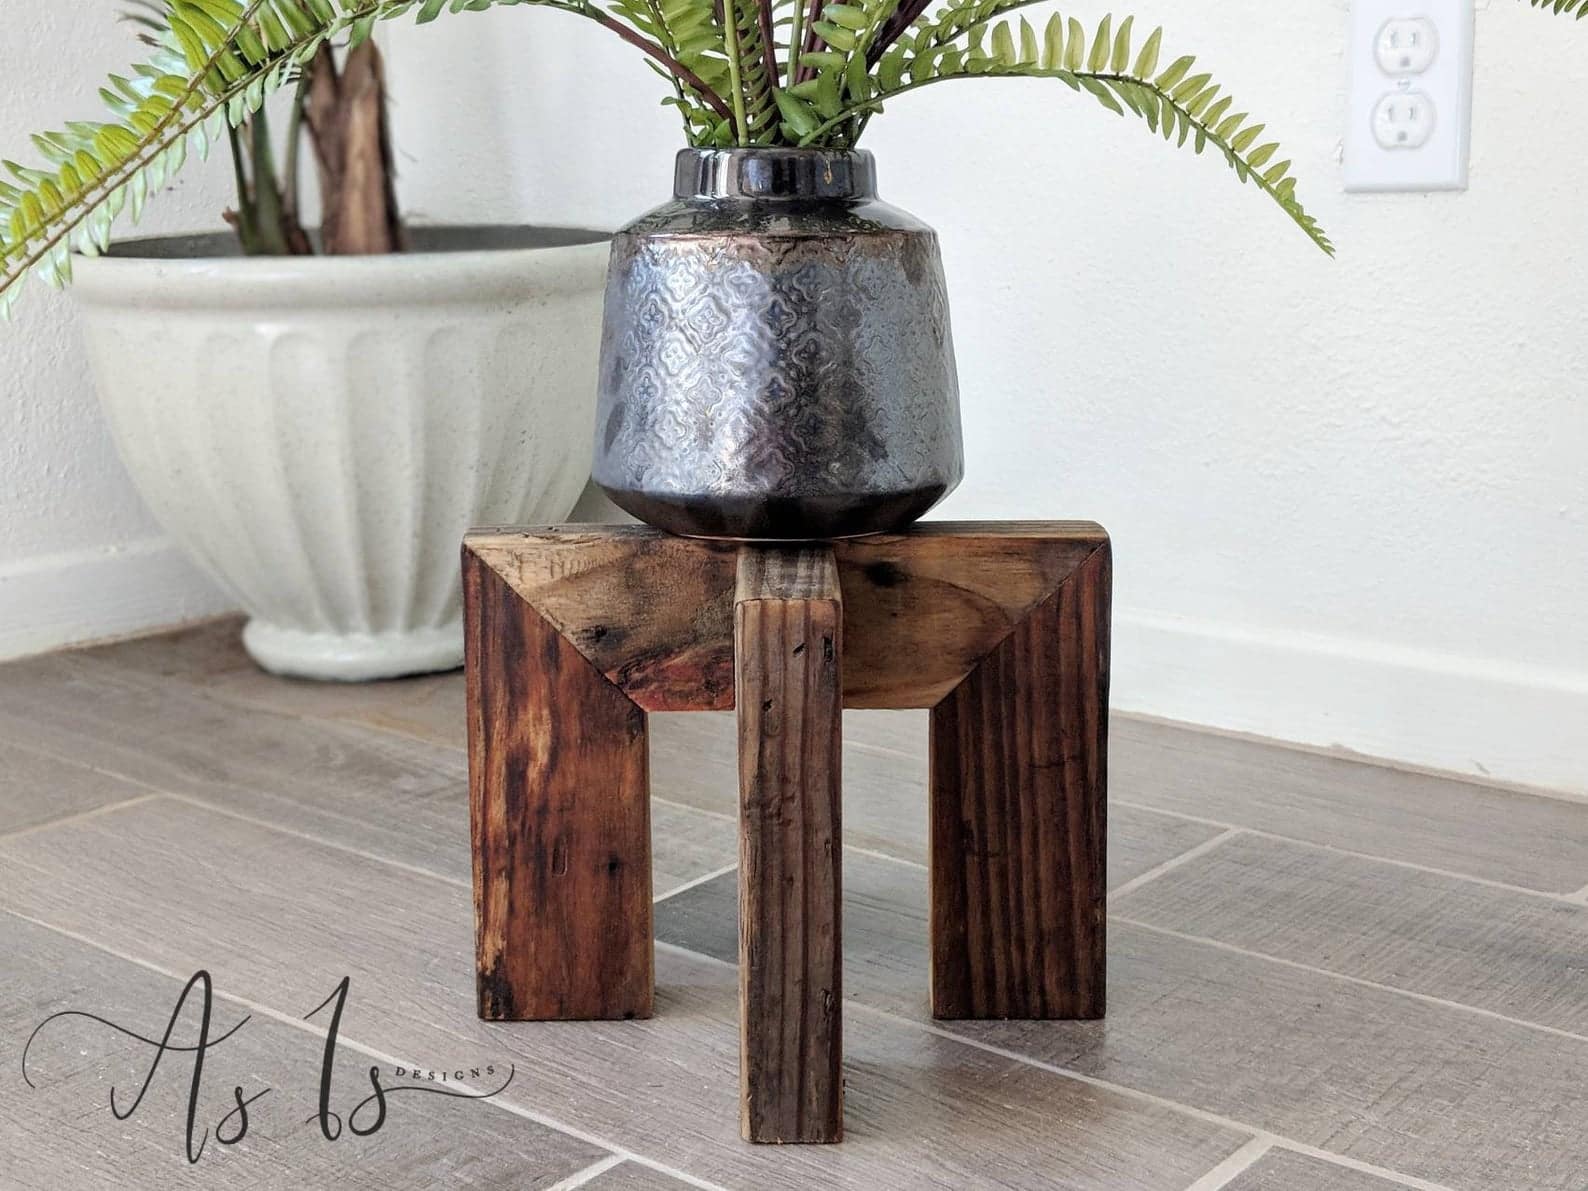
[593,148,963,540]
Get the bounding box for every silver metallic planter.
[593,148,963,540]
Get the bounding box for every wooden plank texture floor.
[1,618,1585,1190]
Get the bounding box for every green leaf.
[1087,15,1110,71]
[1063,16,1084,70]
[1080,76,1123,115]
[822,4,870,31]
[1042,14,1063,69]
[991,21,1015,66]
[1154,54,1194,91]
[1019,17,1038,66]
[775,88,820,135]
[811,21,858,52]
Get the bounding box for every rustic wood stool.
[462,521,1110,1144]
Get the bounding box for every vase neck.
[673,148,877,202]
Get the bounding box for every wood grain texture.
[0,913,610,1189]
[929,542,1110,1020]
[467,526,740,712]
[97,615,472,750]
[0,647,473,877]
[734,547,844,1143]
[1111,715,1588,893]
[1115,831,1588,1034]
[87,616,1588,897]
[650,710,1222,889]
[465,521,1107,711]
[582,1161,701,1190]
[1220,1150,1406,1191]
[655,845,1588,1190]
[0,798,1247,1190]
[0,739,147,835]
[465,550,653,1021]
[832,523,1107,708]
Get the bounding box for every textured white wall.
[1,3,1583,792]
[0,1,235,654]
[380,0,1587,791]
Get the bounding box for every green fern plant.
[0,0,1342,320]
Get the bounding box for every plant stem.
[224,121,261,253]
[578,4,734,123]
[785,0,805,88]
[796,0,824,82]
[757,0,780,102]
[721,0,751,142]
[281,67,310,233]
[865,0,931,65]
[247,107,294,256]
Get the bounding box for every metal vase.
[592,147,963,540]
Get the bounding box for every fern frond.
[1525,0,1588,15]
[801,10,1333,254]
[617,0,734,141]
[0,0,736,316]
[731,0,782,142]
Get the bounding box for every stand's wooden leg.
[464,549,653,1022]
[735,547,844,1144]
[928,544,1110,1020]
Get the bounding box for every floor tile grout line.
[3,908,728,1191]
[1113,915,1588,1045]
[659,790,1587,907]
[843,707,1588,811]
[158,791,474,890]
[545,1154,629,1190]
[3,732,471,869]
[253,669,1576,814]
[1181,1136,1273,1191]
[1108,828,1246,901]
[841,841,927,871]
[10,712,1580,908]
[652,794,735,825]
[649,942,1453,1191]
[51,793,1588,1048]
[0,791,163,841]
[1110,797,1588,905]
[166,795,731,909]
[14,782,726,907]
[654,862,739,903]
[0,800,1456,1191]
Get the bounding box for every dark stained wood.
[462,521,1112,1142]
[734,546,844,1143]
[464,548,653,1021]
[465,522,1107,711]
[832,524,1107,708]
[928,541,1110,1020]
[468,526,740,711]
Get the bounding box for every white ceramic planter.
[71,226,609,680]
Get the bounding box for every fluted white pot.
[71,226,609,681]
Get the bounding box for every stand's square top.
[462,521,1108,712]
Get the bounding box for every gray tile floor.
[1,618,1584,1189]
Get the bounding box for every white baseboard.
[1115,608,1588,797]
[0,538,236,662]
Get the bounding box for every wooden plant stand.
[463,522,1110,1144]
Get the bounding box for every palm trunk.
[224,41,403,256]
[304,40,405,255]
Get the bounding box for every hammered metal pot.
[593,147,963,540]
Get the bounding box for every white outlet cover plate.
[1344,0,1473,192]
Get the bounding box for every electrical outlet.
[1372,90,1436,149]
[1344,0,1472,192]
[1375,17,1440,76]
